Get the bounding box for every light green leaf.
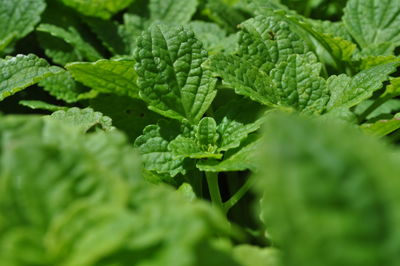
[343,0,400,50]
[37,24,102,62]
[0,116,236,266]
[135,25,217,123]
[60,0,135,19]
[134,123,189,177]
[149,0,198,24]
[0,0,45,52]
[19,100,67,112]
[168,135,222,159]
[66,59,139,98]
[257,113,400,266]
[327,62,400,110]
[0,54,62,101]
[197,136,262,172]
[50,107,114,133]
[361,113,400,137]
[233,245,280,266]
[39,70,96,103]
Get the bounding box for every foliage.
[1,0,400,265]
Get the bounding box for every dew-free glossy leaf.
[66,59,139,98]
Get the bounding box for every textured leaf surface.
[134,123,188,177]
[215,99,264,151]
[238,15,307,72]
[206,54,276,106]
[39,70,95,103]
[37,24,102,62]
[135,25,217,123]
[327,62,400,110]
[257,113,400,266]
[208,53,329,114]
[50,107,114,133]
[0,0,45,52]
[66,59,139,98]
[343,0,400,49]
[0,54,61,101]
[60,0,135,19]
[149,0,198,24]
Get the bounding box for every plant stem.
[223,178,253,213]
[205,172,223,210]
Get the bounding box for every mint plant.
[1,0,400,265]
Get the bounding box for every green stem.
[205,172,223,210]
[223,178,253,213]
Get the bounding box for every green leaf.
[0,116,236,266]
[361,113,400,137]
[50,107,114,133]
[189,21,228,53]
[238,15,308,72]
[0,0,46,52]
[257,113,400,266]
[85,18,127,55]
[343,0,400,50]
[206,54,276,106]
[207,53,329,114]
[38,70,96,103]
[37,24,102,62]
[197,136,262,172]
[215,98,264,151]
[66,59,139,98]
[19,100,67,112]
[134,122,189,177]
[197,117,219,147]
[90,94,163,142]
[233,245,280,266]
[118,14,146,55]
[203,0,247,33]
[149,0,198,24]
[135,25,217,123]
[59,0,135,19]
[269,53,329,114]
[0,54,62,101]
[327,62,400,110]
[168,135,222,159]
